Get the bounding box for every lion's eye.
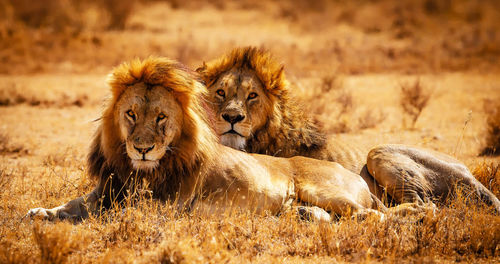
[126,110,136,120]
[157,113,167,123]
[248,92,258,100]
[216,89,225,97]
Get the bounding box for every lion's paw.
[296,206,331,222]
[25,208,55,221]
[389,202,437,217]
[352,209,385,222]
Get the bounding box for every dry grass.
[0,77,99,107]
[1,180,498,263]
[1,0,500,74]
[1,0,499,263]
[306,76,387,134]
[481,101,500,155]
[358,109,388,130]
[43,148,80,168]
[399,79,432,129]
[32,222,90,264]
[473,162,500,197]
[0,131,28,155]
[0,85,89,107]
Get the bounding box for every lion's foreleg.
[26,187,102,221]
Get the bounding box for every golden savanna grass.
[482,101,500,155]
[1,0,499,263]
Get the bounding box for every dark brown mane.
[246,95,327,157]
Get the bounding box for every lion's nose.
[134,145,155,154]
[222,113,245,124]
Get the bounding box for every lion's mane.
[198,47,326,157]
[87,57,217,201]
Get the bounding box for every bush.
[472,162,500,197]
[481,101,500,155]
[399,79,431,128]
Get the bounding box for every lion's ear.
[195,62,207,74]
[275,65,285,80]
[270,65,286,92]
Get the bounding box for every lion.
[196,47,500,211]
[26,57,386,222]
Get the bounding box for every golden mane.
[198,47,326,157]
[88,57,217,201]
[198,46,288,97]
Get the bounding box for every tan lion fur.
[198,47,500,211]
[26,56,385,221]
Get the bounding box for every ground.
[0,1,499,263]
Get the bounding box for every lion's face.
[207,67,273,150]
[115,83,183,171]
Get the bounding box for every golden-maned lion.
[197,47,500,211]
[26,57,386,222]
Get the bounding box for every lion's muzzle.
[222,113,245,124]
[134,144,155,159]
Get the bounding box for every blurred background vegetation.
[0,0,499,75]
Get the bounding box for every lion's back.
[319,136,370,174]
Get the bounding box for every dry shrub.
[326,89,359,133]
[277,0,327,22]
[151,198,498,261]
[358,109,388,130]
[0,83,89,107]
[308,75,386,134]
[335,89,354,117]
[1,0,500,74]
[0,0,136,73]
[481,100,500,155]
[32,222,89,264]
[0,131,28,154]
[0,86,30,106]
[0,232,32,264]
[3,168,500,263]
[104,209,160,245]
[308,85,357,134]
[0,166,11,199]
[148,240,194,264]
[8,0,84,33]
[320,72,342,93]
[472,162,500,197]
[319,197,499,260]
[43,148,81,168]
[7,0,135,31]
[174,34,204,65]
[98,0,136,30]
[273,0,500,74]
[399,79,431,128]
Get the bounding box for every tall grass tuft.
[32,222,89,264]
[473,162,500,197]
[399,79,432,128]
[481,101,500,155]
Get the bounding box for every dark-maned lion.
[197,47,500,211]
[26,57,385,222]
